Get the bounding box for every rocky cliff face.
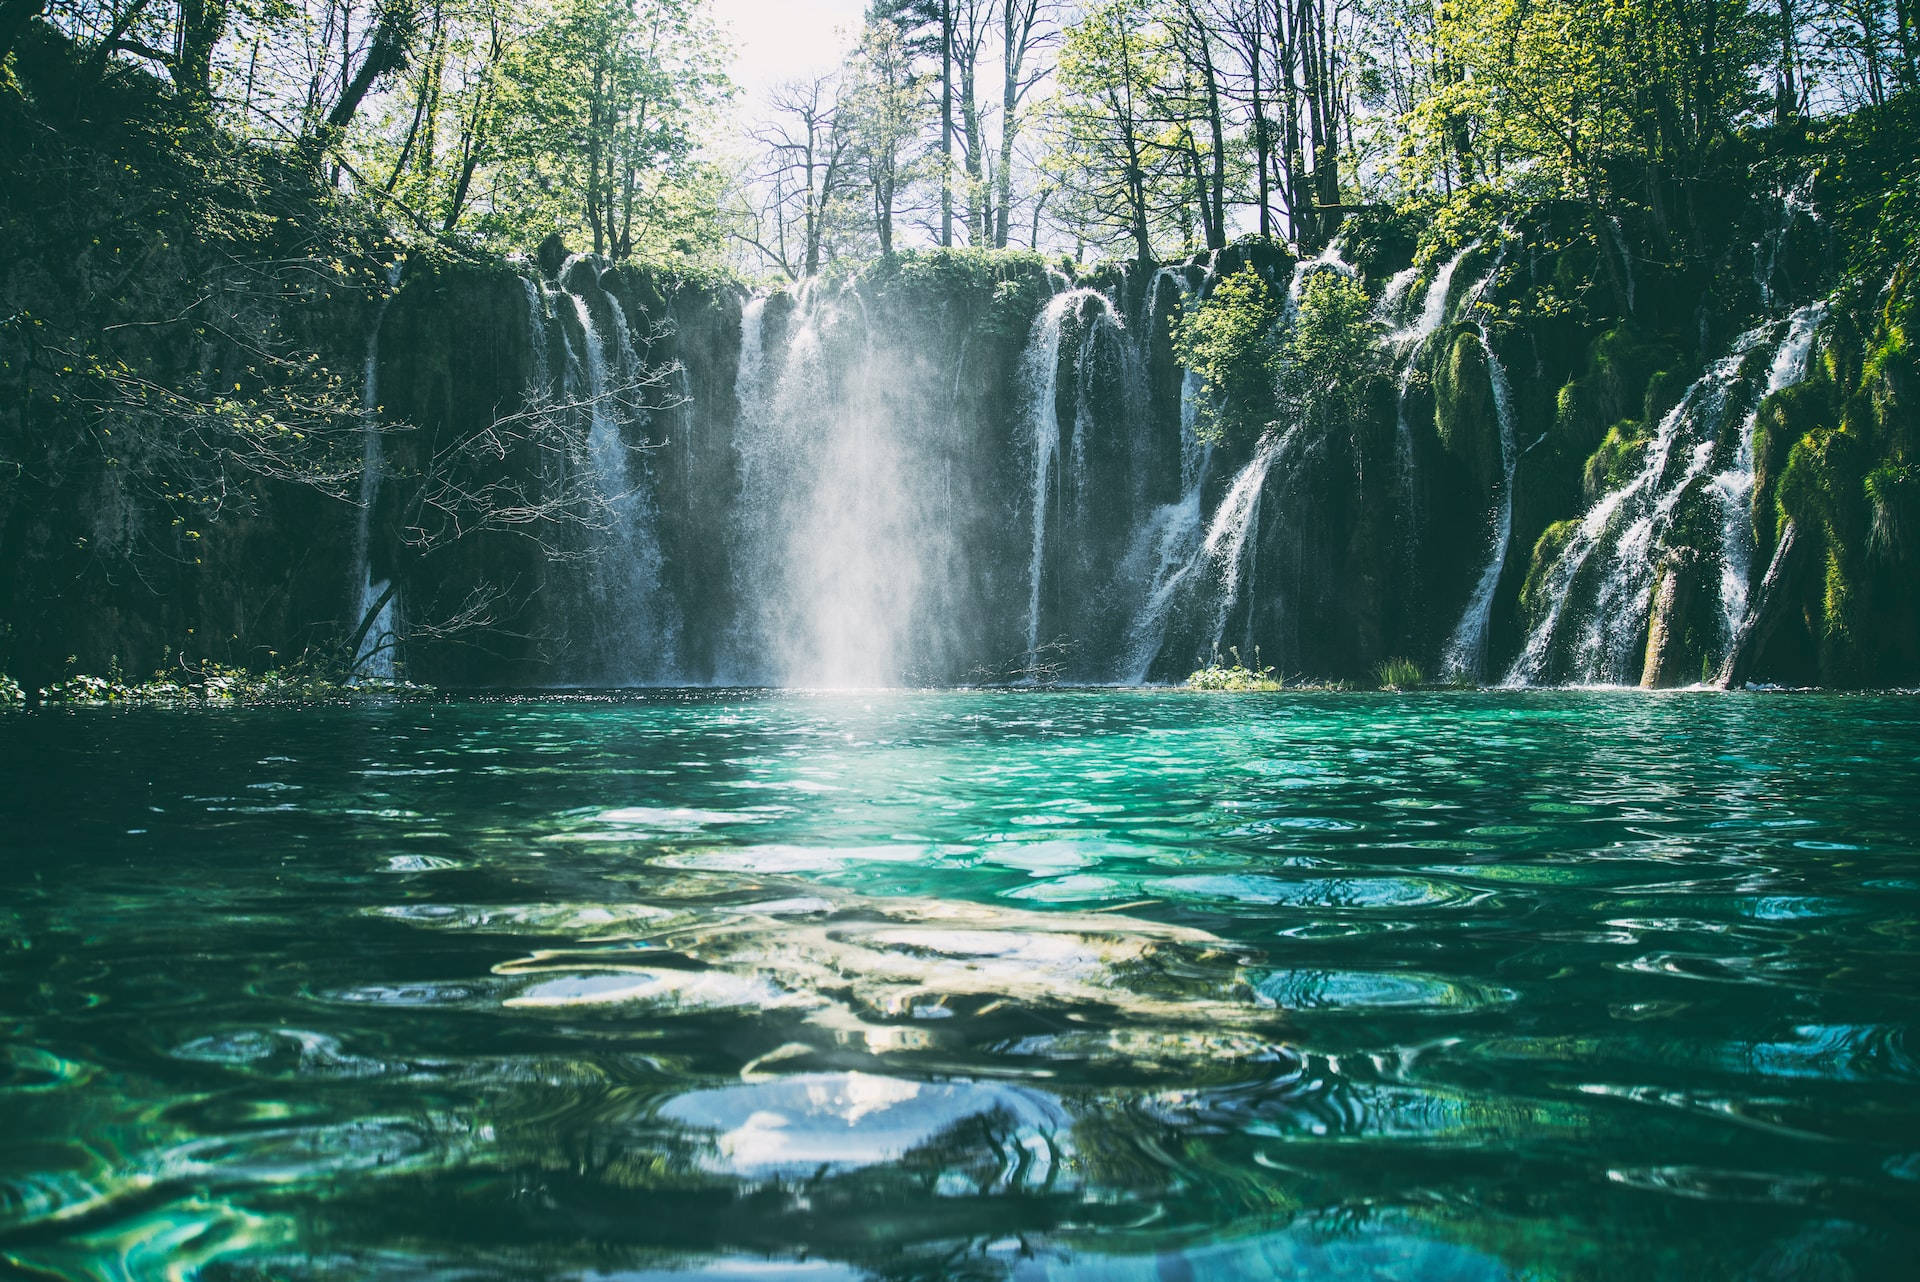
[5,73,1915,689]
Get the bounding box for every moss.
[1779,425,1874,680]
[1583,326,1665,420]
[1583,422,1650,503]
[1519,519,1581,625]
[1643,369,1686,424]
[1435,329,1496,486]
[1342,207,1419,281]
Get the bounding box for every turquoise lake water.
[2,691,1918,1279]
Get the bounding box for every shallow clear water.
[3,691,1919,1280]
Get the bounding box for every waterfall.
[1283,243,1358,325]
[1020,288,1111,663]
[1378,267,1418,327]
[522,277,551,396]
[1504,308,1820,687]
[1114,248,1355,682]
[1201,431,1290,653]
[348,260,405,681]
[1712,301,1825,648]
[724,293,798,683]
[726,282,946,687]
[1117,274,1211,684]
[1755,177,1815,309]
[1439,325,1518,681]
[556,262,680,684]
[1386,245,1477,576]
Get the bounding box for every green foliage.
[1584,423,1650,502]
[1810,95,1920,291]
[1521,519,1582,624]
[1173,265,1283,446]
[1046,0,1180,261]
[34,654,429,706]
[1186,647,1283,691]
[0,674,22,708]
[1279,271,1387,434]
[1414,0,1769,210]
[1375,656,1424,690]
[468,0,732,262]
[856,247,1054,338]
[1341,206,1419,279]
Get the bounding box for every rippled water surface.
[4,691,1920,1280]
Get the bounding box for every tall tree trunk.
[586,60,605,255]
[960,63,985,244]
[1198,15,1227,251]
[1249,8,1272,240]
[175,0,226,99]
[1774,0,1799,125]
[994,0,1023,249]
[321,2,415,135]
[940,0,954,248]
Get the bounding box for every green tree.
[1278,270,1383,437]
[1048,0,1177,262]
[1173,265,1283,444]
[482,0,730,258]
[844,18,929,257]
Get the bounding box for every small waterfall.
[522,277,551,396]
[1117,280,1211,684]
[1283,243,1358,325]
[349,260,405,681]
[1386,245,1476,574]
[1504,308,1819,687]
[733,297,769,457]
[724,293,798,682]
[557,262,680,684]
[1020,288,1112,663]
[1378,267,1418,327]
[1712,301,1825,647]
[1201,430,1292,653]
[1116,247,1353,682]
[1755,177,1815,309]
[1438,325,1518,681]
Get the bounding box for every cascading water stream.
[557,262,680,683]
[1117,271,1212,682]
[1384,245,1477,576]
[1117,249,1358,681]
[1021,288,1111,663]
[1503,306,1823,687]
[1712,302,1824,647]
[1440,250,1517,681]
[349,260,405,681]
[522,277,551,394]
[1201,429,1294,654]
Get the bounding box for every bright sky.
[710,0,871,109]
